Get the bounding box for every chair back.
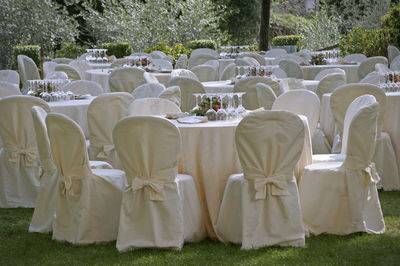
[175,54,188,69]
[159,86,181,107]
[110,58,129,68]
[0,81,21,98]
[331,83,386,134]
[109,67,145,93]
[17,55,40,87]
[219,63,235,80]
[0,70,19,85]
[190,48,219,58]
[150,59,173,70]
[359,72,385,85]
[69,60,91,79]
[235,57,260,67]
[169,76,205,112]
[316,73,346,100]
[358,56,388,80]
[314,68,346,81]
[54,64,81,80]
[43,62,58,78]
[264,49,287,58]
[64,80,103,96]
[238,52,265,65]
[343,54,367,63]
[52,58,72,64]
[132,83,165,99]
[278,54,304,64]
[191,65,217,82]
[390,55,400,71]
[171,69,199,81]
[150,51,167,59]
[45,71,69,80]
[188,54,218,69]
[143,72,160,84]
[388,46,400,64]
[272,68,287,79]
[279,59,303,79]
[234,77,278,110]
[255,83,276,110]
[129,98,181,115]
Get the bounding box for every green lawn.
[1,191,399,266]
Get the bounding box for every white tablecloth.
[172,116,312,239]
[202,80,320,94]
[49,98,93,138]
[85,69,171,92]
[301,64,360,83]
[87,63,112,69]
[320,92,400,177]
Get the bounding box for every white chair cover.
[0,96,50,208]
[375,63,390,74]
[132,83,165,99]
[358,56,388,80]
[190,48,219,58]
[189,54,218,69]
[264,49,287,58]
[54,64,81,80]
[109,67,145,93]
[45,71,69,80]
[234,77,279,110]
[390,55,400,70]
[111,58,129,68]
[203,59,220,70]
[216,110,305,249]
[129,98,181,115]
[175,54,188,69]
[17,55,40,88]
[299,96,385,235]
[255,83,276,110]
[279,59,303,79]
[314,68,346,81]
[88,92,134,168]
[330,83,400,190]
[388,46,400,64]
[130,52,150,57]
[169,76,205,112]
[295,51,312,62]
[0,70,19,85]
[69,60,91,80]
[159,86,181,107]
[191,65,218,82]
[235,57,260,67]
[359,72,386,85]
[150,59,173,71]
[43,62,58,78]
[46,113,125,243]
[272,68,287,79]
[219,63,235,81]
[52,58,73,64]
[150,51,167,59]
[315,73,346,100]
[343,53,367,63]
[279,78,306,91]
[64,80,103,96]
[171,69,199,81]
[143,72,160,84]
[278,54,305,64]
[0,81,21,98]
[238,52,266,65]
[114,116,204,250]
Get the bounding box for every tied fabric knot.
[96,144,114,159]
[126,177,168,201]
[243,166,292,200]
[363,163,380,201]
[9,148,38,167]
[59,165,91,196]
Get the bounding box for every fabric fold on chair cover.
[129,98,181,115]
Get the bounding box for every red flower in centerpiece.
[214,105,220,110]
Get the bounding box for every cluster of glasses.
[235,66,275,79]
[379,71,400,92]
[26,79,73,102]
[311,50,341,64]
[191,93,246,121]
[125,56,151,68]
[220,46,250,59]
[85,49,108,63]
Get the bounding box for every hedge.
[12,45,41,70]
[187,40,217,50]
[100,42,132,58]
[56,43,87,59]
[271,35,301,46]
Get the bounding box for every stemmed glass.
[226,93,237,120]
[216,93,227,120]
[40,82,51,102]
[205,94,217,121]
[191,93,201,115]
[235,92,246,117]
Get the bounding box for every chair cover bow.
[9,147,38,167]
[243,166,292,200]
[59,166,91,196]
[96,144,114,159]
[364,163,380,201]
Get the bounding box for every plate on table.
[177,116,208,124]
[74,94,91,100]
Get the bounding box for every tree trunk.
[259,0,271,51]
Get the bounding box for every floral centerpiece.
[385,72,400,83]
[310,54,327,65]
[192,96,224,117]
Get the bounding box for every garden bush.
[272,35,301,46]
[100,42,132,58]
[55,43,87,59]
[145,41,191,60]
[381,5,400,47]
[12,45,41,69]
[339,26,397,57]
[270,13,309,39]
[187,40,217,50]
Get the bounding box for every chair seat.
[89,160,113,169]
[312,154,345,164]
[92,168,126,191]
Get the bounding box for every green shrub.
[55,43,87,59]
[100,42,132,58]
[187,40,217,50]
[271,35,301,46]
[12,45,41,69]
[270,13,310,39]
[339,26,397,57]
[145,41,191,60]
[381,5,400,47]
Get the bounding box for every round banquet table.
[320,92,400,181]
[171,116,312,239]
[85,69,172,92]
[87,62,112,69]
[301,64,360,83]
[202,80,320,94]
[48,98,94,138]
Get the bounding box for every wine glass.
[226,93,236,120]
[205,94,217,121]
[216,94,227,120]
[190,93,201,115]
[235,92,246,117]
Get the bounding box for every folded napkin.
[177,116,208,124]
